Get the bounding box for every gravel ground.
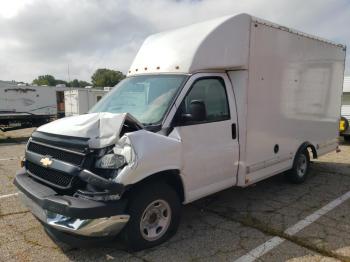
[0,128,35,144]
[0,134,349,262]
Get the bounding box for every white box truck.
[14,14,345,250]
[64,89,107,116]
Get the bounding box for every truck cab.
[15,72,240,250]
[14,14,345,250]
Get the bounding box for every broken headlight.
[95,154,125,169]
[95,136,135,169]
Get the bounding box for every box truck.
[14,14,345,250]
[0,83,67,131]
[64,89,107,117]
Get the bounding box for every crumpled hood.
[37,112,143,148]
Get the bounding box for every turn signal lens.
[20,157,25,168]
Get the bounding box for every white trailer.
[340,76,350,140]
[15,14,345,250]
[64,89,107,116]
[0,83,68,131]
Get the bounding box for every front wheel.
[121,181,181,251]
[286,149,310,184]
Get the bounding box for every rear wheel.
[286,149,310,183]
[121,181,181,251]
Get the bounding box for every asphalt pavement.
[0,136,349,261]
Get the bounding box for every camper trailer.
[340,76,350,140]
[0,82,68,131]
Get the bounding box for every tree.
[78,80,91,87]
[91,69,125,87]
[32,75,56,86]
[55,79,68,86]
[32,75,92,87]
[67,79,91,87]
[70,79,80,87]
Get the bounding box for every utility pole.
[67,63,72,114]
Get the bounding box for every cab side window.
[177,77,230,124]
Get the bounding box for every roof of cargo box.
[128,13,345,76]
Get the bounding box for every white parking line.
[235,190,350,262]
[0,192,19,199]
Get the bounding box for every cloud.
[0,0,349,82]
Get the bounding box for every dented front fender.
[114,129,183,186]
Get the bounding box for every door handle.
[232,123,237,139]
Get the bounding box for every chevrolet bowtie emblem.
[40,157,52,167]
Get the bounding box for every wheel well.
[124,170,185,203]
[297,142,317,160]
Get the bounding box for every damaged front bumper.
[14,169,130,237]
[19,192,129,237]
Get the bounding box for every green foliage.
[70,79,80,87]
[32,75,92,87]
[68,79,92,87]
[32,75,56,86]
[55,79,68,86]
[91,68,125,87]
[32,68,122,88]
[78,80,91,87]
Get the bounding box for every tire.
[121,181,181,251]
[286,149,310,184]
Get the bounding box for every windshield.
[89,75,186,125]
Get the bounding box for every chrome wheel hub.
[140,199,171,241]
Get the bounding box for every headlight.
[113,144,134,163]
[95,154,125,169]
[95,136,136,169]
[113,136,136,164]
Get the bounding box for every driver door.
[169,73,239,202]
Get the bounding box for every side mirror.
[181,100,206,122]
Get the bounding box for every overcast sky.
[0,0,349,83]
